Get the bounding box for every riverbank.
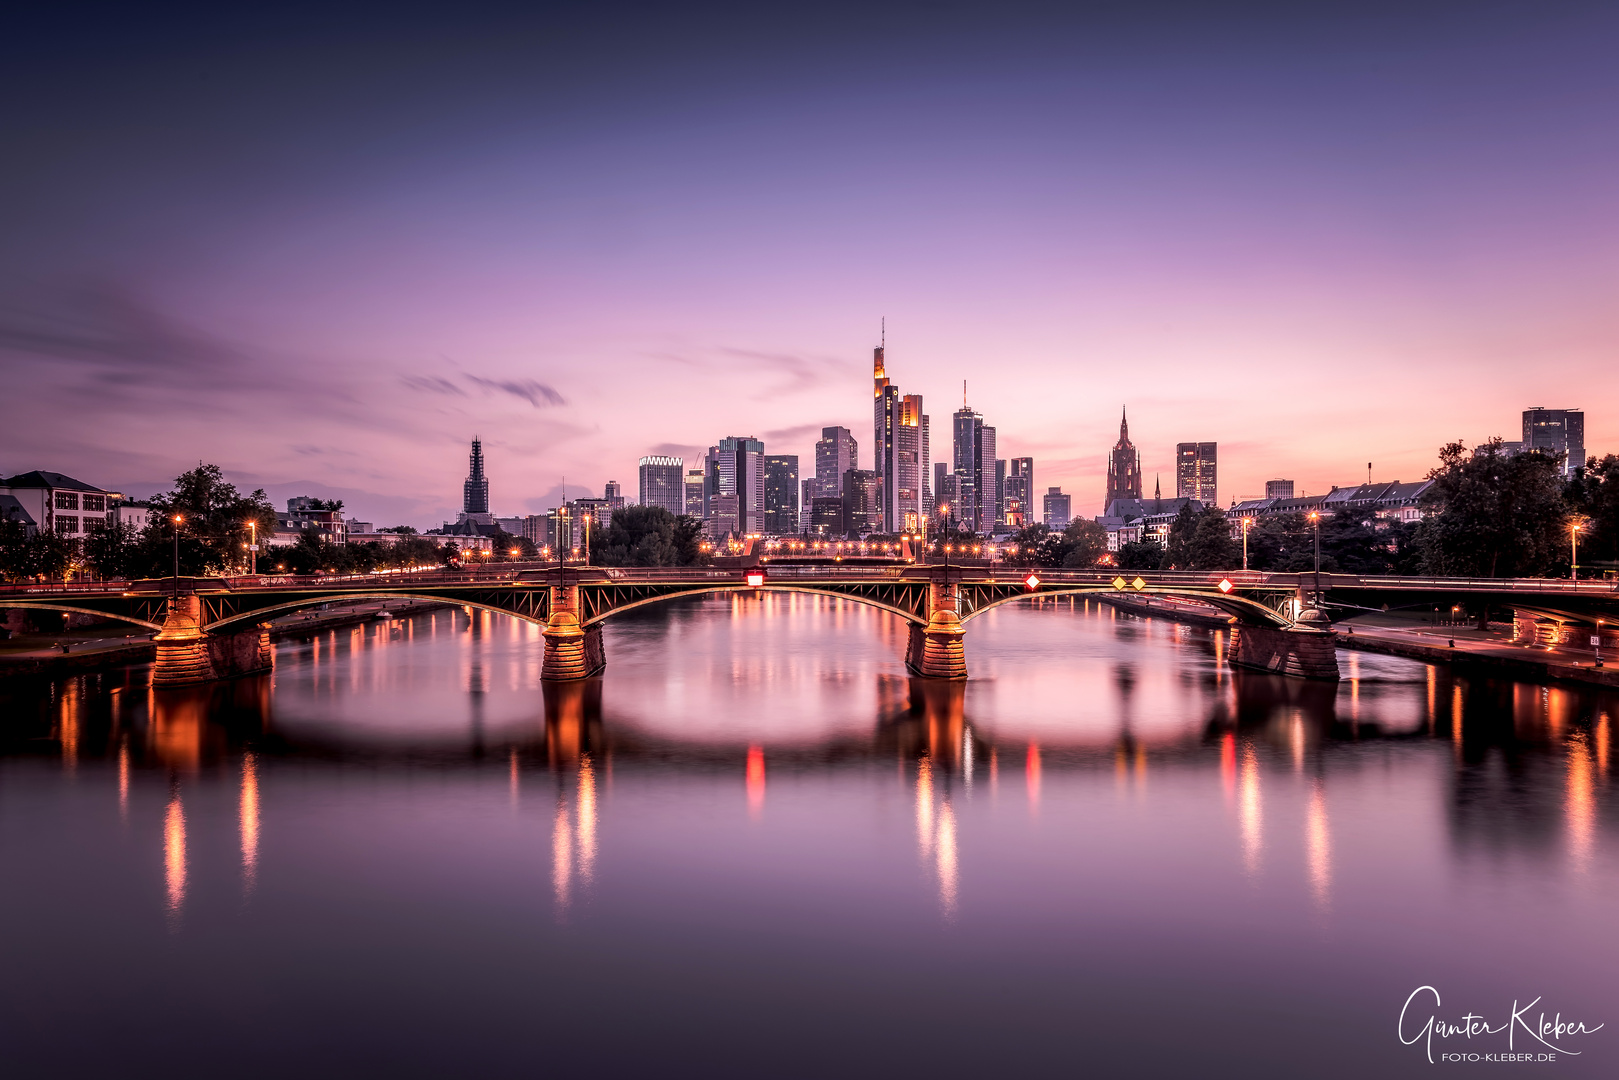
[1094,593,1233,628]
[1338,622,1619,690]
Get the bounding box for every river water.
[2,595,1615,1077]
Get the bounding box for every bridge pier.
[1228,608,1340,681]
[542,584,605,680]
[906,577,968,680]
[152,596,273,687]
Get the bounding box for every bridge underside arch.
[958,586,1294,628]
[0,601,162,631]
[203,592,550,633]
[579,583,928,627]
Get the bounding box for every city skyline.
[3,4,1616,528]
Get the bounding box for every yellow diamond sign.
[1132,576,1146,590]
[1112,576,1127,590]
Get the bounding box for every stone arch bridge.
[5,565,1614,686]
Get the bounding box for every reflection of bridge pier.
[542,680,604,767]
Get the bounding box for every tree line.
[1006,442,1619,577]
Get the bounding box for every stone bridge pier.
[1227,603,1340,680]
[152,595,273,688]
[906,576,968,680]
[542,583,606,681]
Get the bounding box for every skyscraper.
[842,468,882,537]
[1175,442,1217,505]
[1005,457,1034,528]
[684,470,705,517]
[763,455,799,534]
[814,426,856,498]
[463,437,490,517]
[1043,487,1071,529]
[637,456,684,515]
[978,425,997,534]
[1105,408,1142,510]
[871,335,928,533]
[994,457,1007,529]
[1522,407,1586,475]
[952,403,984,532]
[717,436,765,535]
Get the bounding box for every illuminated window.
[55,516,79,534]
[55,491,78,510]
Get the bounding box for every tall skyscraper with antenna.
[871,321,929,534]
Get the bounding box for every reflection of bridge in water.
[13,565,1612,687]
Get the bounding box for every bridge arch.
[958,585,1295,628]
[202,592,549,633]
[0,602,162,631]
[579,584,927,627]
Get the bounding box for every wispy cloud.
[399,375,466,396]
[463,375,566,408]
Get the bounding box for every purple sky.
[2,2,1615,527]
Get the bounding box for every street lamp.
[1571,521,1582,581]
[1241,517,1251,571]
[171,514,184,586]
[247,519,259,575]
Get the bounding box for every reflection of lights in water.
[936,802,958,920]
[1567,732,1594,872]
[962,728,974,790]
[577,754,597,884]
[60,681,79,773]
[1134,744,1147,786]
[1026,743,1041,809]
[240,753,259,896]
[1598,713,1610,779]
[552,797,573,912]
[164,789,186,929]
[1426,667,1436,736]
[1239,744,1262,874]
[1220,732,1236,800]
[746,745,765,817]
[509,749,519,809]
[916,756,934,855]
[1452,684,1464,756]
[1306,782,1330,908]
[1348,653,1360,721]
[118,742,129,816]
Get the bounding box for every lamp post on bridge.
[171,514,184,589]
[1571,521,1582,581]
[1242,517,1251,572]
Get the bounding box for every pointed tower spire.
[1120,406,1129,441]
[1154,474,1161,500]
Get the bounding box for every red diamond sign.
[1024,574,1040,590]
[1218,578,1233,593]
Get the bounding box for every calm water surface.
[2,595,1616,1077]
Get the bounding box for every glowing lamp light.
[1024,574,1041,590]
[746,571,765,588]
[1218,578,1234,593]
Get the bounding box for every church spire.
[1154,473,1161,500]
